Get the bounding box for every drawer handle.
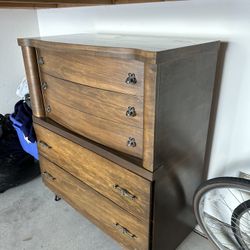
[41,81,48,90]
[114,223,137,239]
[125,73,137,85]
[38,140,52,149]
[37,57,44,65]
[127,137,136,147]
[46,105,51,113]
[126,106,136,117]
[113,184,136,200]
[42,171,56,181]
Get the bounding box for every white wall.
[36,0,250,178]
[0,9,40,114]
[37,6,96,36]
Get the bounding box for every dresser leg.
[54,194,61,201]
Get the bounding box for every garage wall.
[0,9,40,114]
[36,0,250,178]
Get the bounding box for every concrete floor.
[0,177,215,250]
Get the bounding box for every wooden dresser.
[18,34,220,250]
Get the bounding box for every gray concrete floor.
[0,177,215,250]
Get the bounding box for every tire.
[193,177,250,250]
[231,200,250,249]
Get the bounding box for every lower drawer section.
[40,156,149,250]
[34,123,150,222]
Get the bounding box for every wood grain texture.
[0,0,166,8]
[202,43,225,180]
[39,156,150,250]
[35,123,151,221]
[142,63,157,172]
[44,98,143,158]
[152,164,197,250]
[0,0,111,7]
[153,45,220,171]
[33,116,154,181]
[18,34,221,250]
[37,48,144,96]
[21,46,45,117]
[18,34,215,54]
[152,45,220,249]
[18,34,218,65]
[41,73,143,128]
[1,0,111,3]
[0,2,57,7]
[143,42,220,172]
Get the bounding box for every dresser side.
[151,42,220,249]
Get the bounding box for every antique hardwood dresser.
[18,34,220,250]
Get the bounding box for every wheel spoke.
[203,212,247,245]
[194,178,250,250]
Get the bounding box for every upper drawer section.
[36,49,144,96]
[41,74,143,129]
[43,98,143,158]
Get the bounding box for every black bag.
[0,114,40,193]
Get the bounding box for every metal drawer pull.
[38,140,52,149]
[46,105,51,113]
[42,171,56,181]
[37,57,44,65]
[126,106,136,117]
[41,82,48,90]
[114,223,137,239]
[127,137,136,147]
[113,184,136,200]
[125,73,137,85]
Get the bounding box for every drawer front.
[34,124,151,221]
[40,156,149,250]
[37,49,144,96]
[41,73,143,129]
[43,97,143,158]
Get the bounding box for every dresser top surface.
[18,33,218,52]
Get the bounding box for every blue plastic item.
[9,115,38,160]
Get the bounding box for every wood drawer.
[40,156,149,250]
[34,123,151,222]
[41,73,143,129]
[42,96,143,158]
[37,49,144,96]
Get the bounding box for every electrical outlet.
[239,171,250,180]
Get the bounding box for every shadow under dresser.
[18,34,220,250]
